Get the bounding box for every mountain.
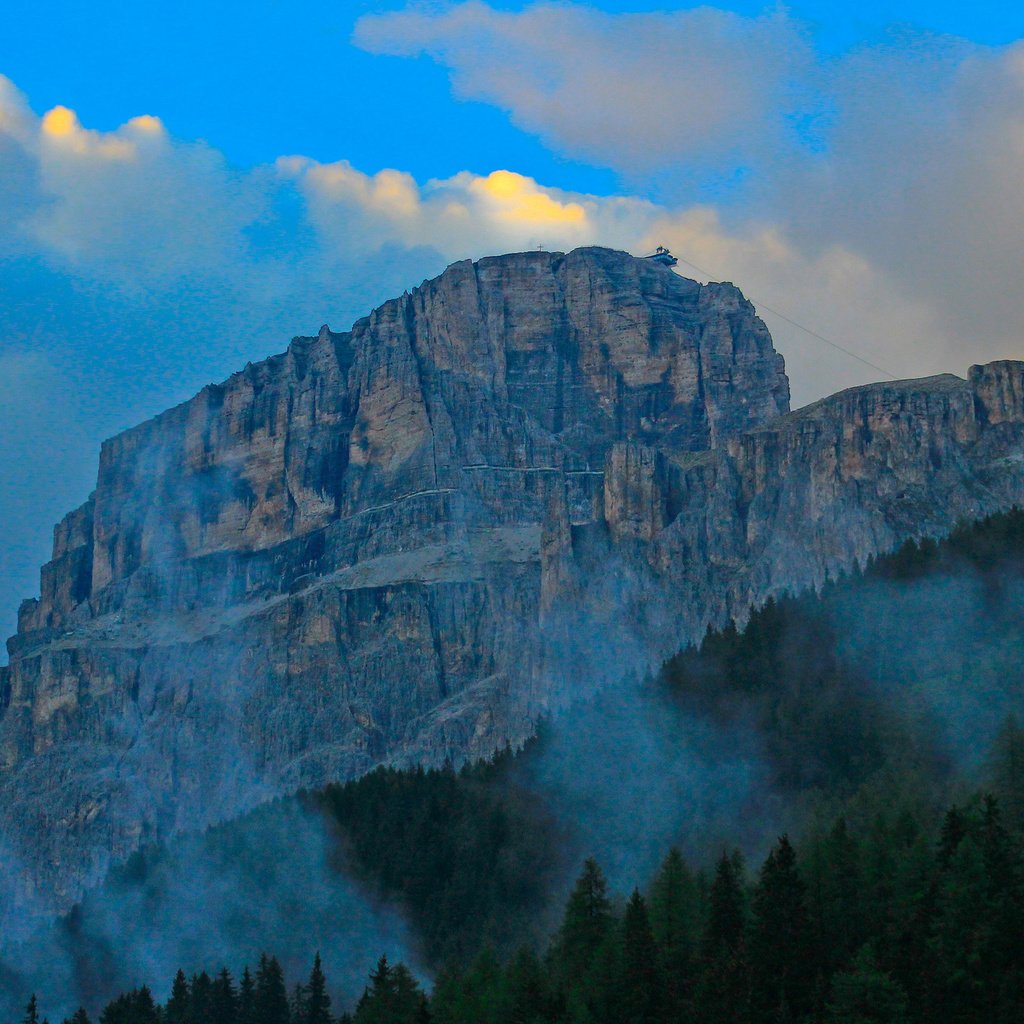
[2,245,1024,930]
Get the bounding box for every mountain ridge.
[2,245,1024,931]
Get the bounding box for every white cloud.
[353,2,811,179]
[5,97,263,283]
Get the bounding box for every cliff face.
[0,248,789,923]
[3,245,1024,929]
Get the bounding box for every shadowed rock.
[2,246,1024,931]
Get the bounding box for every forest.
[9,510,1024,1023]
[23,771,1024,1024]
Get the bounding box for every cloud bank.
[353,2,811,183]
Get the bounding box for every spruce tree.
[391,964,429,1024]
[192,972,215,1024]
[166,970,191,1024]
[290,984,307,1024]
[211,968,239,1024]
[134,987,160,1024]
[749,835,813,1023]
[649,846,698,1022]
[620,889,662,1024]
[255,954,290,1024]
[989,715,1024,833]
[23,995,40,1024]
[305,954,332,1024]
[354,956,394,1024]
[354,956,426,1024]
[825,945,908,1024]
[239,967,257,1024]
[456,949,505,1024]
[504,946,548,1024]
[99,992,133,1024]
[696,851,750,1024]
[555,857,613,984]
[701,852,746,962]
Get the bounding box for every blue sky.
[2,0,1024,646]
[4,1,1022,190]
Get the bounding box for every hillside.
[4,509,1024,1019]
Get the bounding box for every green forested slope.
[8,511,1024,1023]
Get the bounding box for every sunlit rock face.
[2,246,1024,929]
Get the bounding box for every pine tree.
[255,954,290,1024]
[749,835,814,1023]
[239,967,257,1024]
[927,833,987,1024]
[825,945,908,1024]
[192,972,215,1024]
[989,715,1024,833]
[696,851,750,1024]
[391,964,429,1024]
[290,984,307,1024]
[23,995,40,1024]
[702,852,746,962]
[938,807,968,869]
[211,967,239,1024]
[305,954,332,1024]
[554,857,613,984]
[354,956,426,1024]
[977,797,1024,1023]
[134,987,160,1024]
[61,1010,91,1024]
[427,962,464,1024]
[458,949,506,1024]
[620,889,662,1024]
[504,946,549,1024]
[649,846,698,1021]
[99,993,133,1024]
[166,970,191,1024]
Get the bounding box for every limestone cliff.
[2,245,1023,930]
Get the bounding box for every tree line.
[24,774,1024,1024]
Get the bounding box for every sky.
[3,0,1024,647]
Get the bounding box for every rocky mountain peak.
[3,247,1023,933]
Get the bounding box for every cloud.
[780,39,1024,357]
[353,1,811,181]
[18,99,262,283]
[280,158,653,257]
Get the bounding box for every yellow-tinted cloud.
[125,114,165,135]
[40,104,134,159]
[40,105,78,137]
[472,170,586,226]
[282,158,600,257]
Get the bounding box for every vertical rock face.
[3,245,1024,931]
[0,247,789,925]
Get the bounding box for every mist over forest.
[5,510,1024,1023]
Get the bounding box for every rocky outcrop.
[0,248,789,927]
[3,246,1024,932]
[587,364,1024,650]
